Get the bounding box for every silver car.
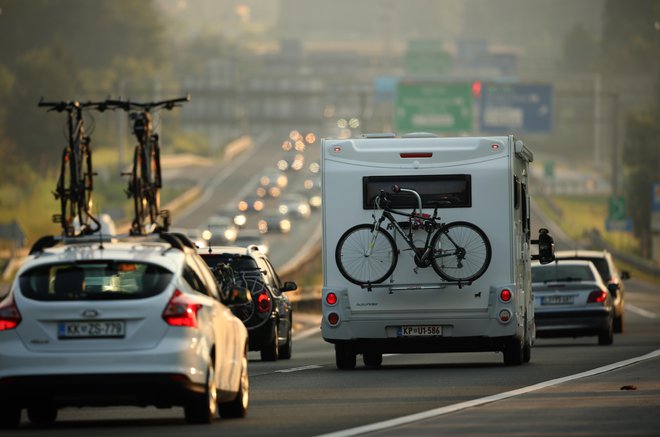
[532,259,614,345]
[0,233,249,429]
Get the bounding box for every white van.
[321,133,554,369]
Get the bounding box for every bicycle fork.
[364,215,387,257]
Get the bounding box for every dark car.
[553,249,630,333]
[198,245,297,361]
[532,259,614,345]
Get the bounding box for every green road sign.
[608,196,626,221]
[395,82,473,133]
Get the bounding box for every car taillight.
[325,292,337,306]
[0,294,21,330]
[256,292,271,313]
[162,290,202,328]
[500,288,512,302]
[587,290,608,304]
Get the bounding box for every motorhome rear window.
[362,175,471,209]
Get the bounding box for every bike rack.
[361,280,472,293]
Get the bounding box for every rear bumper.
[0,373,205,408]
[324,336,519,354]
[535,309,612,338]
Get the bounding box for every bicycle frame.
[372,191,469,268]
[40,99,105,236]
[106,95,189,235]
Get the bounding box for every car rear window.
[19,261,173,301]
[200,254,260,272]
[557,256,609,281]
[532,264,596,283]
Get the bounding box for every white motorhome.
[321,133,553,369]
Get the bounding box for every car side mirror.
[607,283,618,297]
[281,281,298,292]
[531,228,555,264]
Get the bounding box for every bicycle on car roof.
[105,95,190,235]
[38,98,111,237]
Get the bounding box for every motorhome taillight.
[327,312,340,326]
[325,292,337,306]
[0,294,21,330]
[498,309,512,323]
[500,289,512,302]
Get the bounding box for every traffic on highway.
[1,1,659,435]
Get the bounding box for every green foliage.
[562,23,599,73]
[623,109,659,255]
[599,0,660,75]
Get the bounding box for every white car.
[0,232,249,429]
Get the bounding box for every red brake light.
[326,292,337,306]
[0,294,21,330]
[400,153,432,158]
[162,290,202,328]
[256,292,271,313]
[327,312,340,326]
[587,290,608,304]
[500,289,512,302]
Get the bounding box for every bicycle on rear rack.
[106,95,190,235]
[38,99,110,237]
[335,185,492,287]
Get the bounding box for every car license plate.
[58,321,126,339]
[541,295,574,305]
[397,325,442,337]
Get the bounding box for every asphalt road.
[169,128,322,271]
[8,276,659,435]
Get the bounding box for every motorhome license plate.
[58,321,125,339]
[541,295,574,305]
[397,325,442,337]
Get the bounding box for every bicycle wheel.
[78,138,99,234]
[57,147,76,236]
[335,224,397,285]
[430,221,491,282]
[131,146,148,234]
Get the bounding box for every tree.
[562,23,599,73]
[0,0,168,169]
[623,110,659,256]
[599,0,660,256]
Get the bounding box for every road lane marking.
[275,365,323,373]
[315,348,660,437]
[628,304,659,319]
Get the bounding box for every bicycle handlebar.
[38,98,112,113]
[105,94,191,112]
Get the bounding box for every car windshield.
[19,261,173,301]
[532,264,595,283]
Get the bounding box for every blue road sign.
[479,83,553,133]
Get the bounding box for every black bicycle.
[106,95,190,235]
[38,99,110,236]
[335,185,492,286]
